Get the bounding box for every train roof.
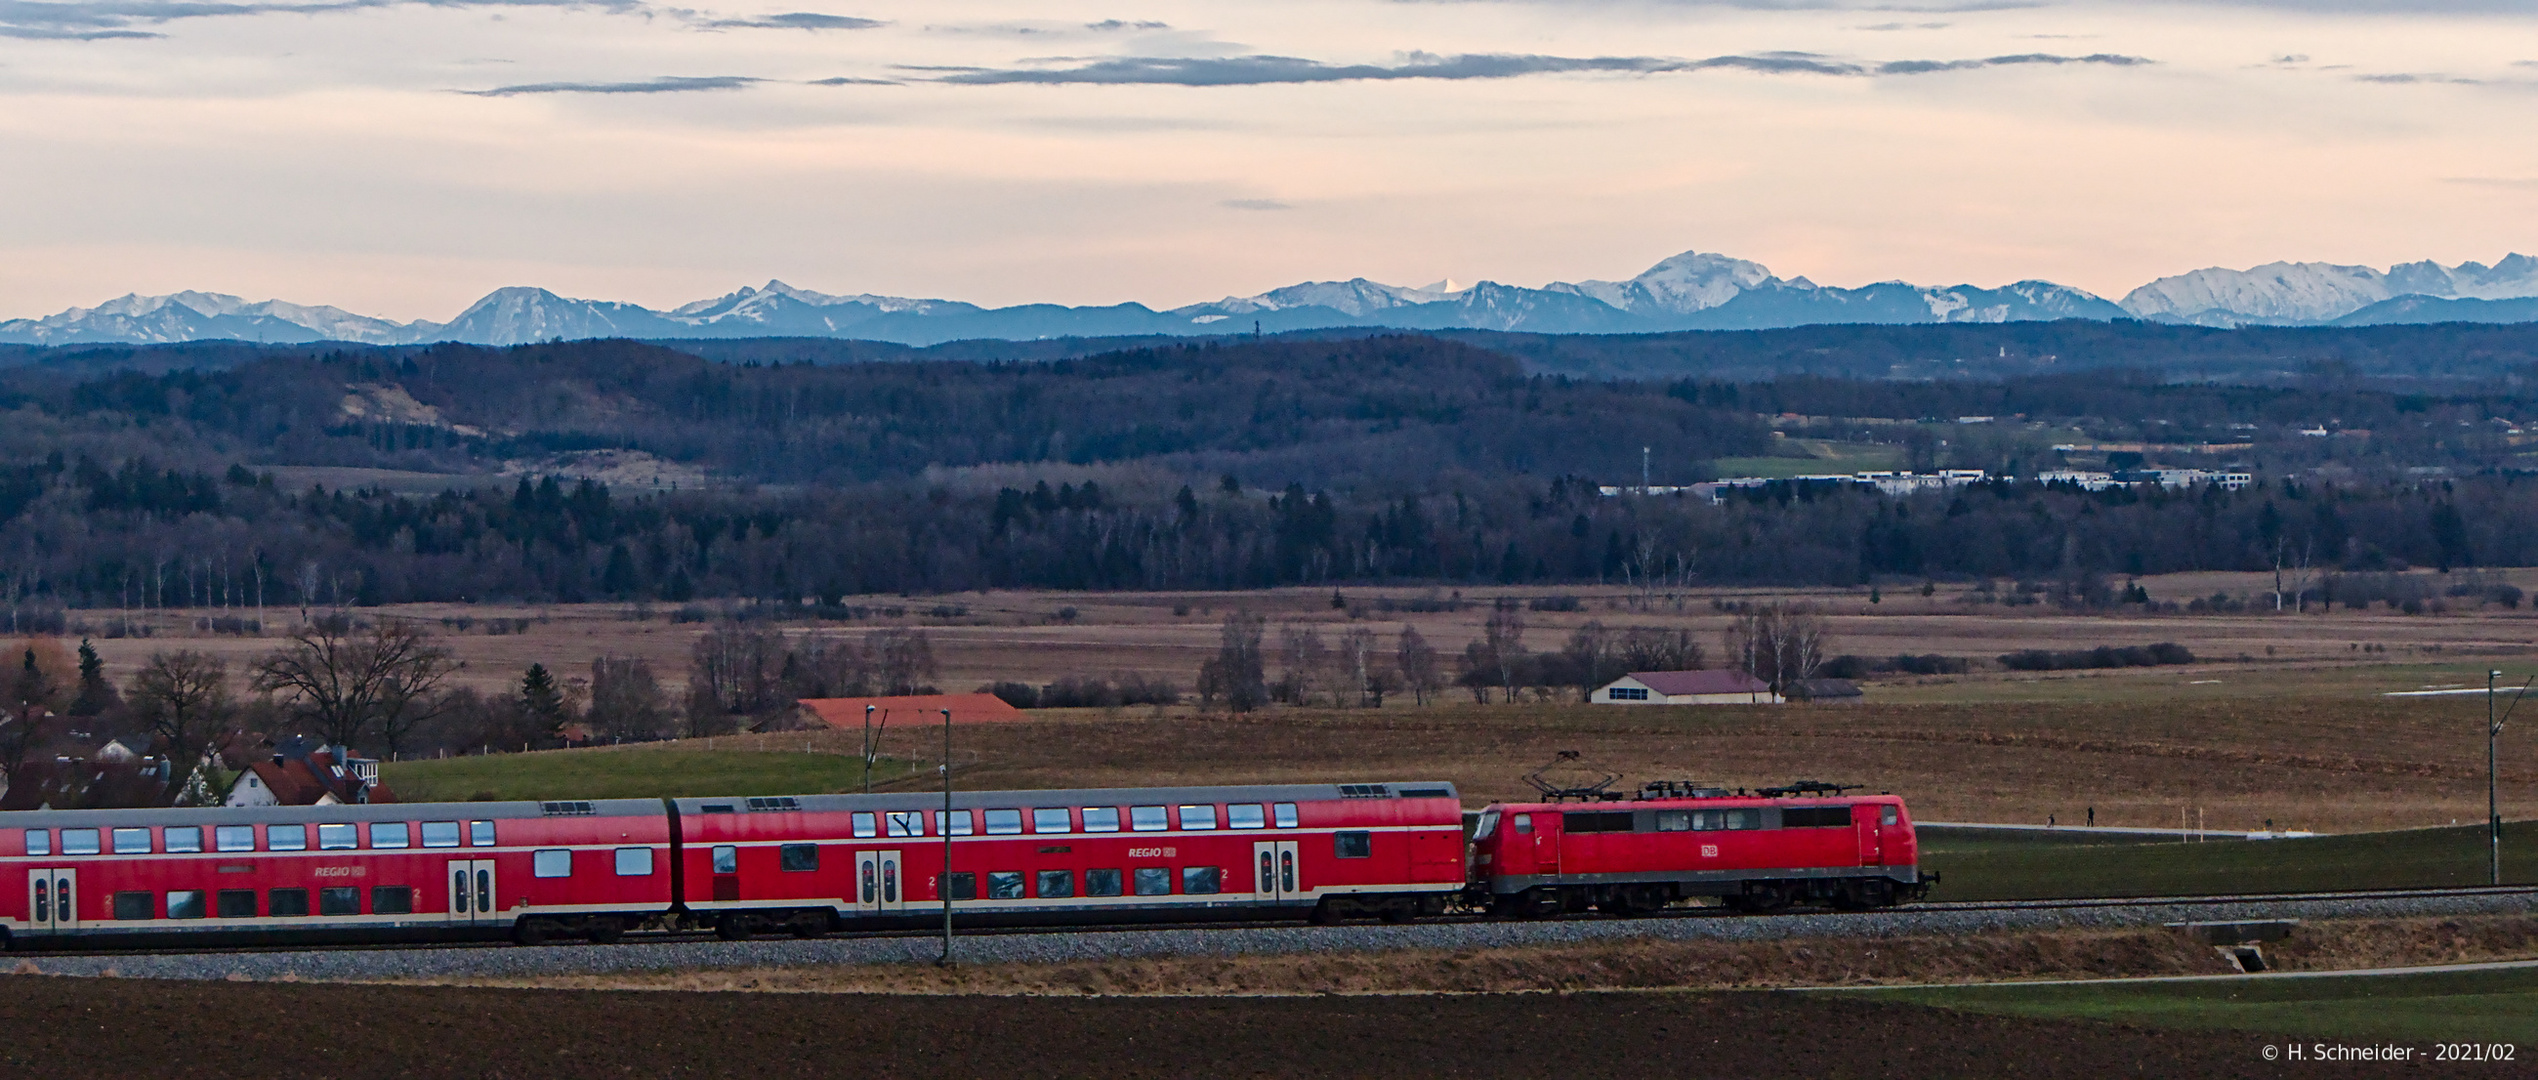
[669,780,1458,815]
[0,799,661,827]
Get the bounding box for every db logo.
[1700,845,1719,858]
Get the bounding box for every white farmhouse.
[1593,670,1782,705]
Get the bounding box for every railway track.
[17,883,2534,964]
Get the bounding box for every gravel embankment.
[15,890,2534,983]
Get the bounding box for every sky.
[1,0,2535,321]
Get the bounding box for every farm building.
[1592,670,1783,706]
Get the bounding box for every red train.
[2,777,1926,949]
[2,781,1468,948]
[1469,782,1929,915]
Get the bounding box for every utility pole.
[939,706,954,966]
[1642,446,1651,495]
[864,704,875,793]
[2492,671,2506,886]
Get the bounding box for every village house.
[1591,670,1783,705]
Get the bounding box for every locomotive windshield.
[1472,809,1499,841]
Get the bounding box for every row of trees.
[1191,606,1823,711]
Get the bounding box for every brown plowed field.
[0,976,2430,1079]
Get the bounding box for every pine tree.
[69,637,118,717]
[521,663,565,740]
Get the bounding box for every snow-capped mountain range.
[8,250,2537,348]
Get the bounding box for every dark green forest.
[0,332,2534,611]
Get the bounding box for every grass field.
[1920,823,2538,900]
[1711,440,1905,479]
[382,749,916,802]
[1869,965,2538,1045]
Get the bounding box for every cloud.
[695,11,878,29]
[808,75,899,85]
[0,0,637,40]
[2354,72,2481,84]
[1858,21,1949,30]
[460,74,762,95]
[1221,198,1293,210]
[1084,18,1167,30]
[927,50,2154,86]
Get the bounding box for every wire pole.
[939,706,954,966]
[2492,670,2502,887]
[864,704,875,793]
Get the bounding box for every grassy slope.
[1869,966,2538,1044]
[1921,822,2538,900]
[381,750,914,802]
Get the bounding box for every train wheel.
[716,915,753,941]
[586,918,626,945]
[1737,885,1792,913]
[790,913,832,939]
[513,919,557,947]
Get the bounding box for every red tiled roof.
[1625,670,1773,697]
[800,694,1025,728]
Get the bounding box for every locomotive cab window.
[1227,804,1266,829]
[1032,808,1072,834]
[267,825,307,851]
[1129,806,1169,832]
[1082,807,1121,833]
[1472,810,1498,841]
[113,828,152,854]
[533,849,573,878]
[165,826,203,853]
[420,821,461,848]
[1334,831,1373,859]
[1512,815,1532,835]
[983,809,1024,835]
[1085,868,1124,896]
[1880,805,1900,826]
[1272,803,1299,828]
[215,825,255,852]
[779,844,819,872]
[23,828,47,856]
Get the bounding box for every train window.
[23,829,47,856]
[113,891,153,920]
[269,888,310,917]
[852,812,877,839]
[616,848,655,877]
[1133,867,1172,896]
[1334,831,1372,859]
[780,844,819,872]
[165,826,203,853]
[1273,803,1299,828]
[1511,815,1532,835]
[1472,810,1498,841]
[372,887,413,915]
[1082,807,1121,833]
[167,891,206,919]
[317,824,357,851]
[885,811,923,838]
[934,810,974,836]
[983,809,1024,835]
[712,845,737,874]
[1227,804,1266,829]
[216,890,256,918]
[1129,806,1169,832]
[468,821,496,847]
[1181,867,1221,895]
[1031,808,1072,834]
[1782,807,1851,829]
[1653,811,1688,832]
[1177,805,1217,830]
[1037,870,1075,898]
[268,824,307,851]
[215,825,255,852]
[986,871,1025,899]
[1723,809,1762,831]
[1881,806,1899,826]
[1563,812,1635,834]
[533,849,573,878]
[62,828,99,855]
[945,872,977,901]
[1085,869,1123,897]
[369,822,410,849]
[420,822,461,848]
[319,887,361,916]
[112,827,152,854]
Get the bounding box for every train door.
[1853,806,1883,866]
[447,859,497,925]
[1251,840,1301,902]
[855,850,906,914]
[25,867,74,933]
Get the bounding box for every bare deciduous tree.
[1395,625,1441,706]
[1196,610,1267,712]
[1722,603,1831,697]
[127,650,233,786]
[586,656,672,741]
[251,619,457,756]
